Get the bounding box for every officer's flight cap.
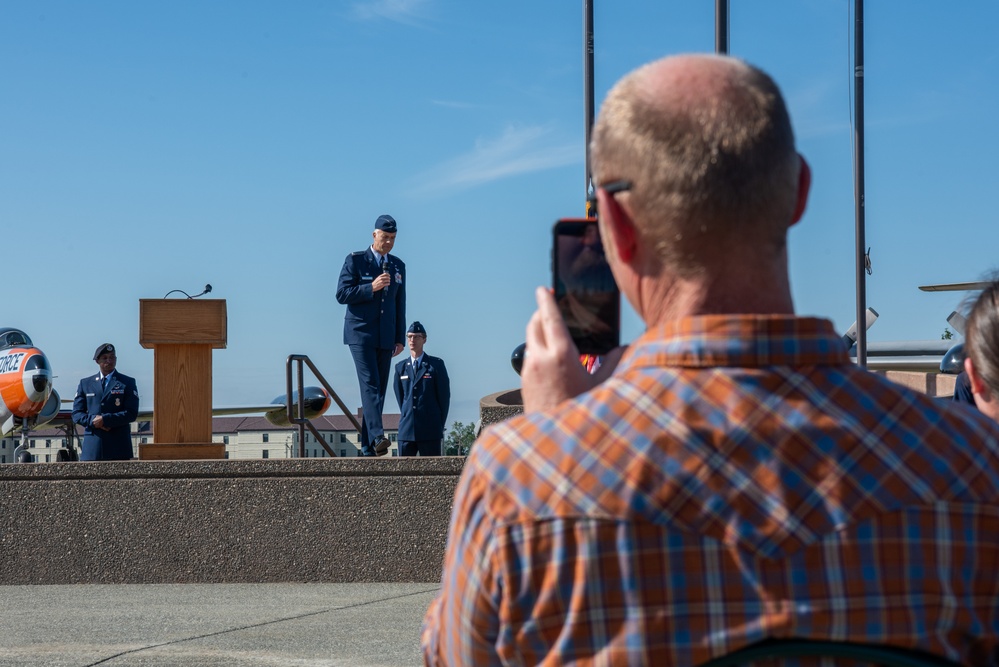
[374,214,397,233]
[94,343,116,360]
[407,321,427,337]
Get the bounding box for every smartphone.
[552,218,620,355]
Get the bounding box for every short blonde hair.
[590,55,800,275]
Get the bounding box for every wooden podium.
[137,299,227,460]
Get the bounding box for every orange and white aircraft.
[1,327,336,462]
[0,328,61,460]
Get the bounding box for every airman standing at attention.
[71,343,139,461]
[393,321,450,456]
[335,215,406,457]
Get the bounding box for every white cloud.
[408,125,580,196]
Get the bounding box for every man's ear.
[790,154,811,226]
[965,357,990,397]
[598,189,637,263]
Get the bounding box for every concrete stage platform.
[0,582,439,666]
[0,458,465,585]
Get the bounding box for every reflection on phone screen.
[553,220,620,355]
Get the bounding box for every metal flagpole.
[715,0,729,54]
[584,0,595,216]
[854,0,867,367]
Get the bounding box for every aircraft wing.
[134,404,281,422]
[50,387,332,432]
[918,281,989,292]
[856,356,946,373]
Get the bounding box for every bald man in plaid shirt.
[422,54,999,666]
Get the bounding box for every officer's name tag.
[400,375,409,380]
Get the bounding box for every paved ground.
[0,583,440,666]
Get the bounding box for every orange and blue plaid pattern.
[422,315,999,666]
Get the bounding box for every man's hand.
[393,343,404,356]
[521,287,625,413]
[91,414,110,431]
[372,272,391,292]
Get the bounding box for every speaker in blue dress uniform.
[71,343,140,461]
[393,321,450,457]
[335,214,406,456]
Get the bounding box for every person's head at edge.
[589,53,811,326]
[372,214,397,257]
[963,280,999,421]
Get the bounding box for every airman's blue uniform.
[392,321,449,457]
[335,217,406,455]
[393,351,450,457]
[72,370,139,461]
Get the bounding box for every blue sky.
[3,1,997,430]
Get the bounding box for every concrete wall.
[0,458,464,585]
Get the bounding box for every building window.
[262,450,269,459]
[46,439,52,448]
[223,436,229,445]
[340,449,346,457]
[141,437,148,444]
[262,433,269,443]
[389,433,397,442]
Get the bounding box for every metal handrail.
[285,354,363,458]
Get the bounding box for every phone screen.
[552,218,620,355]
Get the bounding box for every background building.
[0,412,400,462]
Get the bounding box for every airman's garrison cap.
[374,215,397,233]
[407,321,427,336]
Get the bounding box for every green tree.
[444,421,477,456]
[942,327,954,340]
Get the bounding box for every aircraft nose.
[21,350,53,403]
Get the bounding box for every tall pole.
[715,0,729,54]
[854,0,867,367]
[584,0,595,215]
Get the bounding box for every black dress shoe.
[374,437,391,456]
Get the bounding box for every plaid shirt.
[422,315,999,666]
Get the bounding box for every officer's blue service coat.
[335,249,407,350]
[71,372,140,461]
[393,354,451,441]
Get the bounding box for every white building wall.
[0,424,399,462]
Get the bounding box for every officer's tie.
[408,359,419,398]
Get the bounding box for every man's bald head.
[590,54,802,277]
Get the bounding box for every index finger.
[534,286,576,357]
